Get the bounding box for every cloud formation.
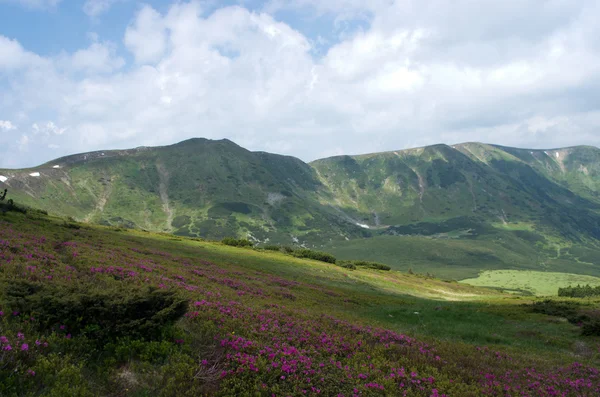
[0,0,61,9]
[1,0,600,168]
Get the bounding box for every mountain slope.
[311,143,600,240]
[2,138,600,280]
[0,138,363,243]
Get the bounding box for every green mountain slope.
[0,138,364,243]
[2,138,600,280]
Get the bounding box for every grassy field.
[460,270,600,296]
[0,208,599,396]
[323,232,600,282]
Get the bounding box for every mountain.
[311,142,600,240]
[2,138,600,280]
[0,138,367,243]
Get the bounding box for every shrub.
[291,249,336,264]
[559,284,600,298]
[262,245,281,251]
[3,281,188,344]
[0,200,27,214]
[221,237,254,248]
[337,261,357,270]
[530,300,579,319]
[280,246,295,254]
[353,260,391,271]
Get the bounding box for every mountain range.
[2,138,600,280]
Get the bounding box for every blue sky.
[1,0,600,168]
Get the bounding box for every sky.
[1,0,600,168]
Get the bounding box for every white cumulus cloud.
[0,120,16,131]
[1,0,600,168]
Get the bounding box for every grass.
[0,209,599,396]
[460,270,600,296]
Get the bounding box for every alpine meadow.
[2,0,600,395]
[1,139,600,395]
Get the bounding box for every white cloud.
[124,5,168,64]
[0,36,44,70]
[1,1,600,168]
[17,134,30,151]
[32,121,67,136]
[83,0,119,17]
[0,120,16,131]
[60,42,125,74]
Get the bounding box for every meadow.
[461,270,600,296]
[0,208,599,396]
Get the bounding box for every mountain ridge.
[2,138,600,280]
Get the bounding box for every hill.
[0,209,599,396]
[2,139,600,286]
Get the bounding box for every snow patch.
[0,175,7,183]
[530,151,534,155]
[29,172,40,177]
[555,152,560,158]
[544,151,549,156]
[356,223,370,229]
[53,165,60,169]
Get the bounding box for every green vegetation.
[1,208,600,395]
[2,138,600,293]
[338,260,391,271]
[461,270,600,296]
[0,208,599,395]
[559,284,600,298]
[528,300,600,336]
[221,237,254,247]
[291,248,337,264]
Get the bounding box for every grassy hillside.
[0,139,366,244]
[1,208,599,396]
[2,139,600,290]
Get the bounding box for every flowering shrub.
[0,216,599,396]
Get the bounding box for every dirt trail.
[156,162,173,231]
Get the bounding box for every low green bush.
[221,237,254,247]
[3,281,188,344]
[262,245,281,251]
[352,260,391,271]
[559,284,600,298]
[291,249,336,264]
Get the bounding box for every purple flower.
[21,343,29,351]
[65,334,71,339]
[27,369,35,376]
[35,340,41,346]
[17,332,24,340]
[2,345,12,351]
[0,336,8,344]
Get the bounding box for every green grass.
[1,209,599,396]
[460,270,600,296]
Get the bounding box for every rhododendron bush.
[0,215,599,396]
